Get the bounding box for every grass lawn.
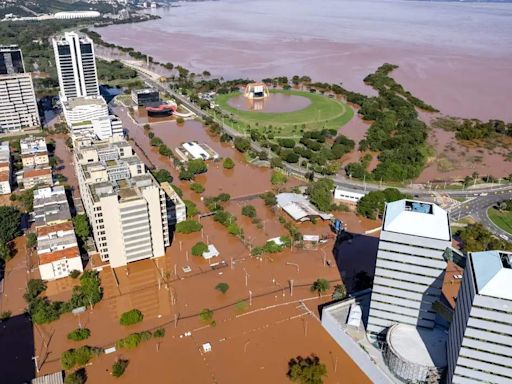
[488,207,512,234]
[215,89,354,137]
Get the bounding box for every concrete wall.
[321,303,394,384]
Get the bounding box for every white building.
[0,73,40,134]
[0,141,11,194]
[74,135,174,268]
[334,187,365,204]
[91,115,123,140]
[447,250,512,384]
[34,186,83,280]
[54,11,101,20]
[367,199,452,338]
[62,95,109,131]
[160,182,186,225]
[276,193,333,222]
[52,32,99,100]
[36,221,83,280]
[0,45,25,75]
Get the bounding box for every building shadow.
[0,314,35,383]
[332,232,379,295]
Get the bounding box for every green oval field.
[215,89,354,137]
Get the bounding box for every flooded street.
[228,93,311,113]
[97,0,512,121]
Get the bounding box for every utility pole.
[289,279,294,297]
[249,290,253,306]
[243,268,249,287]
[32,356,39,374]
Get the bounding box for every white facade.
[74,136,171,268]
[367,200,451,338]
[0,141,10,194]
[54,11,101,20]
[447,250,512,384]
[91,115,123,140]
[0,73,40,133]
[62,95,109,132]
[334,187,365,203]
[52,32,99,100]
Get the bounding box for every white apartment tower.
[0,45,40,134]
[447,250,512,384]
[367,200,452,338]
[52,32,99,100]
[74,135,176,268]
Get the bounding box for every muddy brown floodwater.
[227,93,311,113]
[31,115,381,381]
[96,0,512,121]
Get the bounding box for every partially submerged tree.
[287,354,327,384]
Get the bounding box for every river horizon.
[96,0,512,121]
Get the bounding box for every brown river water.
[97,0,512,121]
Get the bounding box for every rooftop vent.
[405,200,433,214]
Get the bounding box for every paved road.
[448,191,512,240]
[103,55,512,237]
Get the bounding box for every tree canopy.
[0,206,21,243]
[287,354,327,384]
[307,178,335,212]
[356,188,409,219]
[72,214,90,242]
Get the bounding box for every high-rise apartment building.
[0,45,25,75]
[74,135,182,268]
[367,199,452,338]
[447,250,512,384]
[0,45,40,134]
[52,32,99,100]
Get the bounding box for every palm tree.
[310,278,330,297]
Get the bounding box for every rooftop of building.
[33,186,66,203]
[132,88,158,95]
[23,167,52,178]
[38,245,80,265]
[382,199,451,241]
[276,193,333,222]
[470,250,512,300]
[63,95,107,109]
[36,221,74,237]
[386,323,447,369]
[33,186,71,227]
[37,231,77,254]
[0,44,20,52]
[53,31,92,45]
[20,136,47,155]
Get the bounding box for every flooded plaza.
[227,93,311,113]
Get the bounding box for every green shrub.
[26,233,37,249]
[241,205,256,218]
[116,331,152,349]
[223,157,235,169]
[24,279,47,302]
[69,270,81,279]
[175,220,202,234]
[64,368,86,384]
[112,359,129,378]
[61,346,101,370]
[271,170,288,185]
[67,328,91,341]
[190,182,205,193]
[153,328,166,338]
[192,241,208,256]
[176,116,185,124]
[184,200,199,217]
[199,308,214,324]
[119,309,144,326]
[215,282,229,294]
[234,137,250,152]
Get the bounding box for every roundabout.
[215,89,354,137]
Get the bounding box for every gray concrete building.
[367,199,452,338]
[447,250,512,384]
[74,135,182,268]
